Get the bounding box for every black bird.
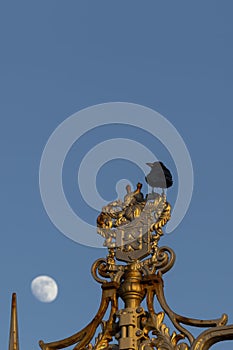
[145,162,173,189]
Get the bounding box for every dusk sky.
[1,1,233,350]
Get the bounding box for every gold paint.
[38,179,233,350]
[8,293,19,350]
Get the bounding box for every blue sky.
[0,1,233,349]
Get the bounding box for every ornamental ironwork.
[8,162,233,350]
[37,162,233,350]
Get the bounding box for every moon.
[31,275,58,303]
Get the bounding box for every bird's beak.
[146,163,154,168]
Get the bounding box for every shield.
[115,206,152,262]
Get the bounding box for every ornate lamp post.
[37,163,233,350]
[7,163,233,350]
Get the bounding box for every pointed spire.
[8,293,19,350]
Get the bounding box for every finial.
[96,172,171,262]
[39,163,233,350]
[8,293,19,350]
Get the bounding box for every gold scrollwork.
[39,260,233,350]
[97,183,171,263]
[141,247,176,276]
[39,282,118,350]
[39,176,233,350]
[190,325,233,350]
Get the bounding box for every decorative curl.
[142,246,176,275]
[91,258,110,284]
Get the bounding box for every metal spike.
[8,293,19,350]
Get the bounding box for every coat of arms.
[97,162,172,262]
